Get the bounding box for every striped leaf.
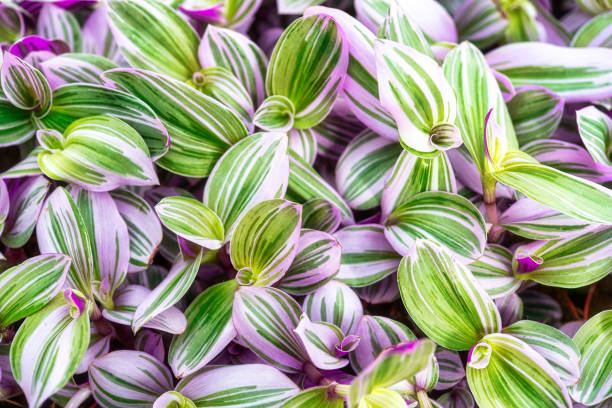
[350,315,416,373]
[102,285,186,335]
[232,286,307,373]
[467,333,571,408]
[468,244,519,300]
[398,239,501,351]
[203,132,289,238]
[513,227,612,288]
[37,83,170,159]
[175,364,299,408]
[334,224,401,287]
[37,187,95,300]
[156,197,224,250]
[288,128,318,165]
[0,254,70,329]
[355,273,400,305]
[348,340,436,408]
[577,0,612,14]
[376,39,460,157]
[380,0,434,58]
[336,130,402,210]
[37,115,158,192]
[81,5,122,63]
[135,329,165,363]
[1,52,51,115]
[571,12,612,47]
[434,350,465,391]
[277,0,324,14]
[301,199,341,233]
[0,179,6,240]
[41,53,118,89]
[253,95,295,132]
[154,391,195,408]
[102,68,247,177]
[314,112,364,161]
[486,42,612,103]
[0,4,24,43]
[169,280,238,378]
[507,85,565,146]
[179,0,263,30]
[89,350,173,408]
[381,151,456,220]
[37,4,81,52]
[280,385,342,408]
[490,150,612,224]
[0,99,36,147]
[569,310,612,405]
[384,192,486,264]
[287,150,353,224]
[132,250,203,333]
[294,314,348,369]
[111,189,163,272]
[277,229,340,295]
[303,280,363,335]
[107,0,200,81]
[266,15,348,129]
[496,293,524,327]
[436,387,474,408]
[443,42,517,176]
[198,25,268,106]
[1,175,49,248]
[358,388,407,408]
[455,0,507,49]
[0,147,43,178]
[11,290,90,408]
[577,105,612,167]
[520,290,562,325]
[503,320,580,386]
[76,325,112,375]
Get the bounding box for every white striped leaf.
[11,290,90,408]
[358,388,407,408]
[336,130,402,210]
[37,187,95,301]
[376,39,460,157]
[101,68,247,177]
[577,0,612,15]
[519,290,562,325]
[301,199,341,233]
[486,42,612,103]
[0,179,6,241]
[398,239,501,351]
[41,53,118,89]
[154,391,194,408]
[334,224,401,287]
[314,111,365,161]
[0,254,70,329]
[156,197,224,250]
[381,151,456,220]
[37,83,170,159]
[455,0,507,49]
[232,286,308,373]
[577,105,612,167]
[0,147,43,178]
[277,0,324,14]
[37,115,158,192]
[434,350,465,391]
[81,5,123,63]
[496,294,524,328]
[288,128,318,165]
[37,4,81,52]
[569,310,612,405]
[266,15,348,129]
[1,52,51,115]
[0,4,24,43]
[467,333,571,408]
[89,350,173,408]
[179,0,263,31]
[436,387,474,408]
[571,12,612,47]
[380,0,434,59]
[280,385,342,408]
[0,99,36,146]
[203,132,289,238]
[468,244,519,300]
[277,229,340,295]
[169,280,238,378]
[253,95,295,132]
[134,329,165,363]
[384,192,486,264]
[76,325,112,375]
[350,315,416,373]
[303,280,363,335]
[132,250,203,333]
[111,189,163,272]
[355,273,400,305]
[503,320,580,386]
[1,175,49,248]
[175,364,299,408]
[287,149,354,224]
[198,25,268,106]
[501,0,544,43]
[294,314,348,369]
[107,0,200,81]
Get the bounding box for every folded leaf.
[303,280,363,335]
[355,273,400,305]
[436,386,475,408]
[0,4,24,43]
[253,95,295,132]
[1,52,51,115]
[2,175,49,248]
[294,314,348,369]
[455,0,507,49]
[41,53,118,89]
[288,128,318,165]
[301,199,342,233]
[280,385,342,408]
[468,244,519,300]
[577,105,612,167]
[37,4,81,53]
[76,325,112,375]
[398,239,501,350]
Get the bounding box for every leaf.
[301,199,341,233]
[76,325,112,375]
[156,197,224,250]
[467,333,571,408]
[203,133,289,238]
[467,244,520,300]
[569,310,612,405]
[37,4,82,53]
[2,175,49,248]
[288,128,318,165]
[89,350,173,408]
[267,15,348,129]
[380,0,434,58]
[0,254,70,329]
[41,53,118,89]
[169,280,238,378]
[571,12,612,47]
[277,229,341,295]
[303,280,363,335]
[398,239,501,351]
[132,251,203,333]
[1,52,51,115]
[294,314,347,369]
[0,4,24,43]
[434,350,465,391]
[232,286,307,373]
[280,385,343,408]
[520,290,562,325]
[175,364,299,408]
[0,99,36,147]
[455,0,507,49]
[0,147,43,178]
[436,386,474,408]
[102,68,248,178]
[358,388,407,408]
[355,274,400,305]
[577,105,612,167]
[106,0,200,80]
[253,95,295,132]
[11,290,90,408]
[81,5,122,63]
[384,192,486,264]
[37,115,158,192]
[336,130,402,210]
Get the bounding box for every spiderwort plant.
[0,0,611,407]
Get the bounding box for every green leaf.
[41,53,118,88]
[37,4,82,52]
[0,99,36,146]
[280,385,343,408]
[468,244,519,300]
[359,388,409,408]
[576,105,612,167]
[1,53,52,115]
[571,12,612,47]
[253,95,295,132]
[507,86,564,146]
[301,199,341,233]
[380,0,434,59]
[398,239,501,350]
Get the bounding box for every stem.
[483,178,502,242]
[302,361,331,387]
[65,387,92,408]
[416,390,433,408]
[583,283,598,320]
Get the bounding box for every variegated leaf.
[294,314,348,369]
[355,273,400,304]
[577,0,612,15]
[41,53,118,89]
[520,290,562,325]
[37,4,81,53]
[76,325,112,375]
[314,111,364,161]
[277,0,324,14]
[380,0,434,58]
[301,199,342,233]
[0,4,24,44]
[288,128,318,165]
[437,386,474,408]
[434,350,465,391]
[303,280,363,335]
[468,244,519,300]
[0,99,36,147]
[1,52,51,115]
[280,385,342,408]
[180,0,263,31]
[577,105,612,167]
[398,239,501,351]
[571,12,612,47]
[135,329,165,363]
[253,95,295,132]
[496,293,524,328]
[82,5,122,63]
[0,147,43,178]
[455,0,507,49]
[358,388,407,408]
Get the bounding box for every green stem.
[417,390,433,408]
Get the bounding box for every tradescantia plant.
[0,1,610,408]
